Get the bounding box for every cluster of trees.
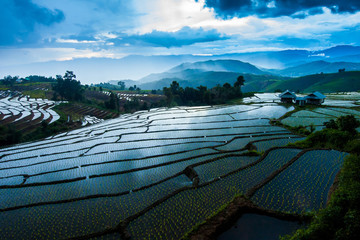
[290,115,360,150]
[1,75,19,86]
[128,85,141,91]
[52,71,84,101]
[117,81,125,90]
[96,82,141,92]
[104,92,120,111]
[25,75,56,83]
[96,83,123,91]
[1,75,56,86]
[0,125,22,146]
[324,115,360,135]
[163,76,245,106]
[0,117,73,146]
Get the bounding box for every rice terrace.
[2,0,360,239]
[1,91,358,239]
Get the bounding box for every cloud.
[0,0,64,46]
[110,27,229,48]
[198,0,360,18]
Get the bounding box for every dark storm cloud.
[198,0,360,18]
[0,0,64,45]
[111,27,229,48]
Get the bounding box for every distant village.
[279,90,326,106]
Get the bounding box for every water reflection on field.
[218,214,303,240]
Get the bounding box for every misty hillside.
[138,59,269,84]
[108,57,360,93]
[3,45,360,84]
[124,59,283,92]
[138,71,284,92]
[271,61,360,77]
[265,71,360,93]
[168,60,269,75]
[314,45,360,58]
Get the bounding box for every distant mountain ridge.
[313,45,360,58]
[168,60,269,75]
[265,71,360,93]
[109,58,360,93]
[130,59,278,91]
[271,61,360,77]
[1,45,360,84]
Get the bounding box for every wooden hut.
[279,90,297,103]
[306,91,326,105]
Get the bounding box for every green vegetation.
[24,75,56,83]
[22,89,47,99]
[324,115,360,135]
[288,115,360,152]
[52,71,84,101]
[163,75,244,106]
[0,108,80,147]
[0,125,22,146]
[104,92,120,111]
[265,71,360,93]
[1,75,19,87]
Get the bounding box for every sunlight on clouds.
[135,0,214,33]
[135,1,360,47]
[0,48,120,66]
[53,48,117,61]
[3,0,360,65]
[56,39,97,44]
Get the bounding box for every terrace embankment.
[327,170,341,205]
[185,147,334,240]
[186,195,307,240]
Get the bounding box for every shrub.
[324,115,360,135]
[291,128,352,150]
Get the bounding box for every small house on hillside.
[279,90,297,103]
[279,90,326,105]
[305,91,326,105]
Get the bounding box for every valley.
[0,93,359,239]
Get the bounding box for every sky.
[1,0,360,67]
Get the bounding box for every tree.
[336,115,360,134]
[234,75,245,88]
[105,92,119,111]
[118,81,125,90]
[163,87,174,106]
[52,71,84,101]
[223,83,231,89]
[233,75,245,98]
[2,75,18,87]
[324,119,338,130]
[324,115,360,135]
[170,81,181,95]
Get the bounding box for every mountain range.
[109,58,360,93]
[269,61,360,77]
[2,45,360,85]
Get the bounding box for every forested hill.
[270,61,360,77]
[264,71,360,93]
[167,60,269,75]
